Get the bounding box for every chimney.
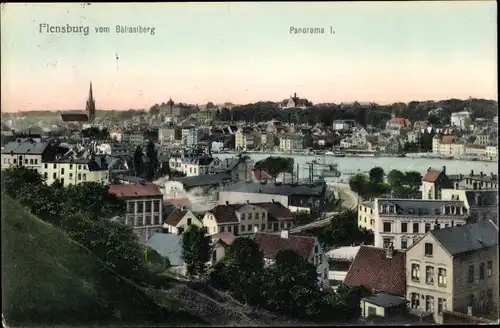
[480,171,484,177]
[246,200,249,204]
[280,229,289,239]
[294,92,297,98]
[442,166,446,174]
[467,306,473,316]
[386,244,394,259]
[459,174,463,180]
[271,199,275,203]
[427,167,431,172]
[470,169,474,177]
[225,201,229,205]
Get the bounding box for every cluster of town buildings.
[1,88,498,324]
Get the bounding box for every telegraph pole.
[306,160,317,186]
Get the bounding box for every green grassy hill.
[1,193,204,326]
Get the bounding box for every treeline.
[1,168,183,324]
[214,98,497,127]
[208,237,370,322]
[349,167,423,200]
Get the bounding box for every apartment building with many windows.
[41,158,109,186]
[373,198,468,250]
[108,183,164,244]
[406,221,499,324]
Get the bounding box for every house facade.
[162,209,202,234]
[202,201,294,236]
[253,230,329,288]
[373,198,468,250]
[358,201,375,231]
[41,159,109,186]
[405,221,499,324]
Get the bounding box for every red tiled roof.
[422,169,443,183]
[389,118,411,127]
[108,183,163,198]
[252,232,315,261]
[442,135,455,144]
[253,169,272,181]
[211,231,236,246]
[343,246,406,297]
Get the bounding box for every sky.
[0,2,497,112]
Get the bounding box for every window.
[383,238,392,248]
[187,218,192,226]
[53,164,57,169]
[61,168,65,174]
[315,245,318,253]
[438,268,447,286]
[367,306,376,316]
[487,260,492,277]
[137,202,143,212]
[69,173,73,178]
[413,223,419,233]
[425,296,434,312]
[44,172,48,179]
[29,159,33,164]
[468,265,474,283]
[34,159,38,164]
[435,223,440,230]
[479,263,485,280]
[267,223,272,230]
[145,201,152,212]
[401,222,407,233]
[24,159,28,164]
[410,293,420,308]
[426,266,434,284]
[241,213,245,220]
[487,289,493,311]
[424,243,433,256]
[425,223,431,233]
[153,200,160,212]
[53,172,57,179]
[220,226,225,232]
[401,238,408,249]
[319,255,323,265]
[61,178,64,185]
[44,163,48,169]
[438,298,446,314]
[83,174,87,181]
[78,173,81,180]
[383,222,391,232]
[247,224,251,231]
[323,268,328,280]
[69,164,73,169]
[261,223,265,231]
[411,264,420,281]
[241,225,246,232]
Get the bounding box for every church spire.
[86,81,96,122]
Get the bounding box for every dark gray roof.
[172,172,232,188]
[362,293,408,308]
[223,181,326,197]
[1,139,50,155]
[431,220,499,256]
[115,175,149,184]
[181,156,215,166]
[145,233,184,266]
[465,190,498,207]
[377,199,467,217]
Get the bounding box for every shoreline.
[213,151,497,163]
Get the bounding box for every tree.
[206,101,214,109]
[348,173,368,198]
[149,104,160,115]
[181,225,210,276]
[254,156,294,181]
[387,169,405,187]
[211,238,264,304]
[368,167,385,185]
[1,167,45,197]
[262,250,322,318]
[145,141,158,181]
[133,145,144,177]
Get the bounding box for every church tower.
[86,82,96,122]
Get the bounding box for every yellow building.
[358,201,375,230]
[41,159,109,186]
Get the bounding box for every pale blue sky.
[1,2,497,111]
